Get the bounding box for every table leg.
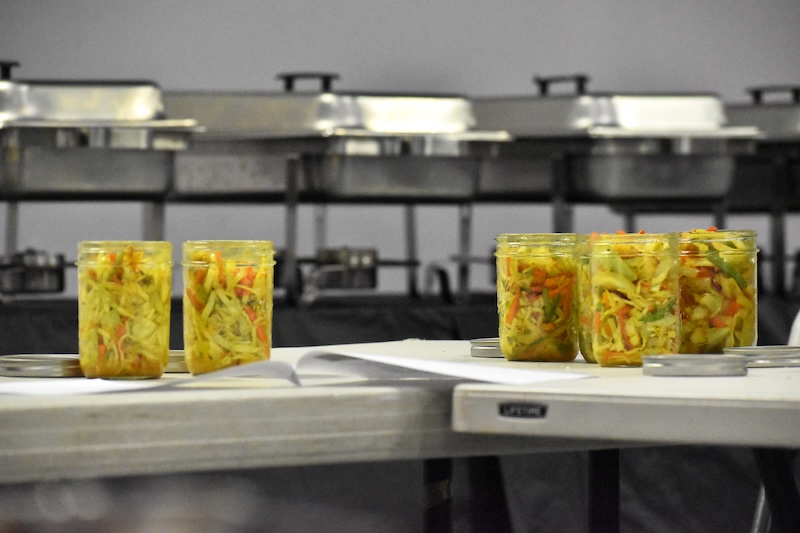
[424,458,453,533]
[466,456,512,533]
[588,449,620,533]
[751,448,800,533]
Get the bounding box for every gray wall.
[2,0,799,295]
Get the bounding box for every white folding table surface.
[452,360,800,532]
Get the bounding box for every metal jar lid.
[723,345,800,367]
[0,354,83,378]
[470,338,504,358]
[642,354,748,377]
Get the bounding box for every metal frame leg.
[588,449,620,533]
[752,448,800,533]
[424,458,453,533]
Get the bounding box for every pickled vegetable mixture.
[78,246,172,378]
[590,233,680,366]
[183,250,273,374]
[679,228,757,353]
[497,247,577,362]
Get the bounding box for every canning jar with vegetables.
[588,232,681,367]
[495,233,578,362]
[679,228,757,353]
[77,241,173,379]
[182,240,275,375]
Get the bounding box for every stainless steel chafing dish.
[164,73,510,302]
[163,72,510,201]
[725,85,800,295]
[472,75,759,231]
[0,60,199,199]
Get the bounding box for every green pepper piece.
[641,298,676,322]
[707,252,748,289]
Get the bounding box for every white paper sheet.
[0,340,590,395]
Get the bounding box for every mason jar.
[495,233,578,362]
[679,228,758,353]
[77,240,173,379]
[588,232,681,367]
[182,240,275,375]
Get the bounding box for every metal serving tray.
[725,86,800,212]
[0,62,200,198]
[471,75,759,202]
[163,77,509,200]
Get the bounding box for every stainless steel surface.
[0,248,65,294]
[163,91,509,140]
[142,202,166,241]
[0,354,82,378]
[0,79,163,123]
[164,87,508,200]
[470,338,503,358]
[404,205,419,296]
[724,346,800,367]
[1,147,174,197]
[473,92,755,138]
[300,154,479,200]
[472,76,759,206]
[727,86,800,141]
[570,152,736,200]
[0,66,200,201]
[641,354,748,376]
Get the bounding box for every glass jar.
[495,233,578,362]
[588,232,681,367]
[576,235,597,363]
[679,228,758,353]
[77,241,173,379]
[182,240,275,375]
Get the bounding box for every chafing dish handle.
[748,85,800,105]
[0,60,20,80]
[533,74,590,96]
[276,72,340,92]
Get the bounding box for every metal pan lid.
[470,338,504,358]
[642,354,748,377]
[723,346,800,367]
[0,354,83,378]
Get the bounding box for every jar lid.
[723,346,800,367]
[470,338,504,358]
[0,354,83,378]
[642,354,748,376]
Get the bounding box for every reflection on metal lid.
[470,338,504,358]
[723,345,800,367]
[642,354,748,377]
[0,354,83,378]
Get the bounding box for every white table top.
[0,341,620,485]
[5,339,797,485]
[452,359,800,448]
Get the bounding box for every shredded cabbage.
[679,228,757,353]
[183,247,274,375]
[496,242,578,362]
[78,243,172,379]
[589,233,680,367]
